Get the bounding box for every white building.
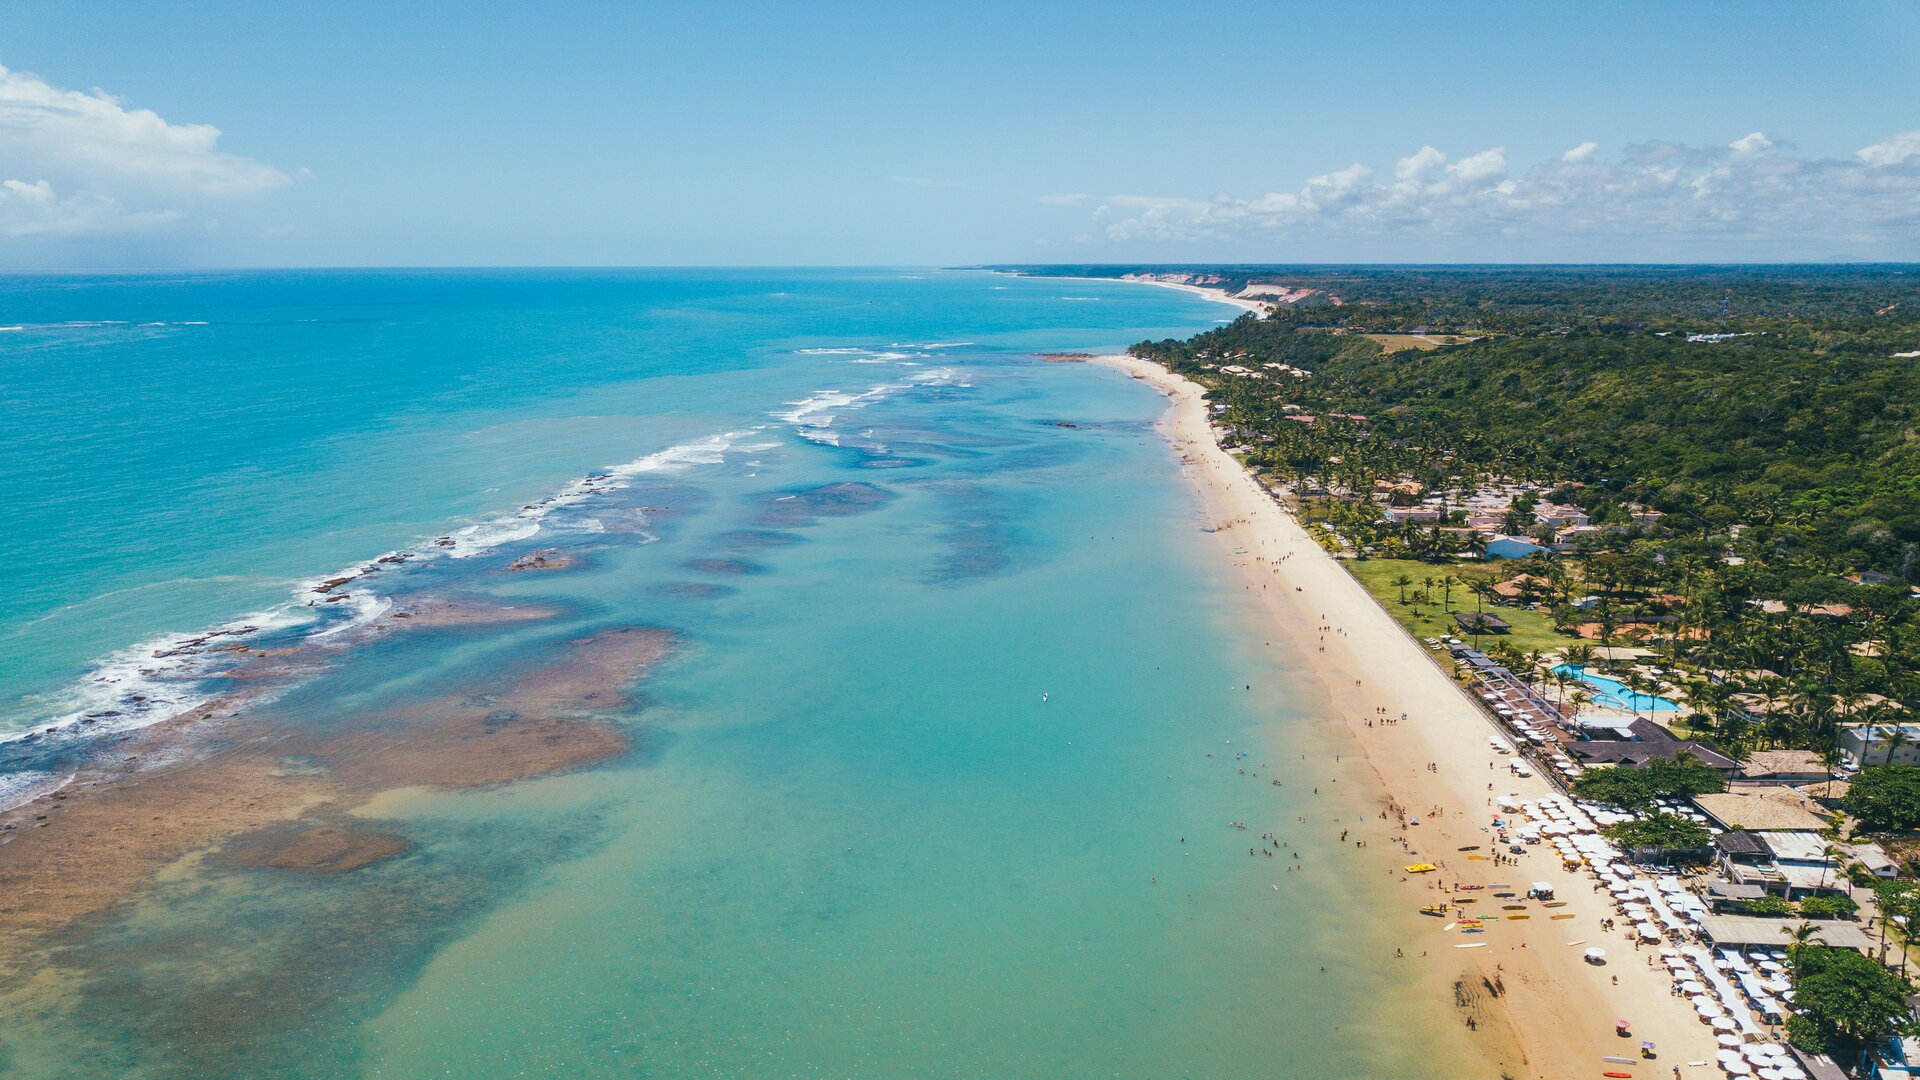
[1838,723,1920,769]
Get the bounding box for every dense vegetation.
[1601,811,1712,853]
[1847,765,1920,833]
[1785,941,1916,1055]
[1571,754,1729,808]
[1017,266,1920,763]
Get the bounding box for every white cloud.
[1448,146,1507,185]
[0,62,288,242]
[1394,146,1446,182]
[1081,131,1920,257]
[1858,131,1920,167]
[0,178,179,237]
[1035,192,1089,205]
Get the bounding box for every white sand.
[1098,352,1712,1079]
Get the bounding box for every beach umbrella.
[1717,1050,1743,1064]
[1716,1034,1742,1047]
[1757,1069,1782,1080]
[1778,1068,1806,1080]
[1712,1017,1739,1032]
[1585,947,1606,961]
[1724,1059,1752,1075]
[1682,981,1706,994]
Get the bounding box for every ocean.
[0,269,1474,1077]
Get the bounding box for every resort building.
[1852,841,1900,880]
[1452,612,1510,634]
[1732,749,1831,786]
[1692,789,1831,835]
[1837,722,1920,768]
[1565,718,1738,772]
[1533,504,1590,528]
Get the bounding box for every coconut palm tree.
[1393,574,1414,605]
[1780,921,1825,976]
[1441,574,1460,612]
[1568,689,1592,728]
[1880,724,1913,767]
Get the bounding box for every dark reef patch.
[658,582,736,599]
[684,558,761,575]
[754,481,895,527]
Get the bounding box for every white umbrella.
[1682,981,1707,994]
[1585,947,1607,960]
[1716,1034,1743,1048]
[1724,1060,1752,1076]
[1712,1017,1739,1031]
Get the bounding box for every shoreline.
[988,269,1270,319]
[1094,352,1711,1079]
[1115,277,1271,318]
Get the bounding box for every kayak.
[1404,864,1438,873]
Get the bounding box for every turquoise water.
[1551,663,1681,712]
[0,271,1480,1076]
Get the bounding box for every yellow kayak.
[1404,863,1438,873]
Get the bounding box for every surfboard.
[1454,943,1487,949]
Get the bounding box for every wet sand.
[1095,353,1710,1079]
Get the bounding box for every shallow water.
[0,270,1479,1077]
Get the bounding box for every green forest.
[1006,265,1920,765]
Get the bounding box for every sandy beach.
[1098,351,1713,1079]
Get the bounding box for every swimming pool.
[1551,663,1681,712]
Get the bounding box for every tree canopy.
[1845,764,1920,833]
[1601,811,1712,853]
[1785,944,1916,1055]
[1571,754,1728,809]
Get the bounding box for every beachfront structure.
[1838,722,1920,768]
[1733,749,1831,786]
[1452,611,1510,634]
[1693,789,1832,835]
[1694,913,1874,952]
[1863,1035,1920,1079]
[1853,842,1900,880]
[1753,830,1850,898]
[1566,718,1738,772]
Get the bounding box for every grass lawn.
[1359,333,1481,352]
[1342,558,1578,656]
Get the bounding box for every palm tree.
[1441,575,1460,612]
[1568,689,1592,728]
[1880,724,1913,767]
[1780,921,1825,976]
[1818,843,1844,893]
[1393,574,1414,605]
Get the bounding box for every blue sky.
[2,0,1916,266]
